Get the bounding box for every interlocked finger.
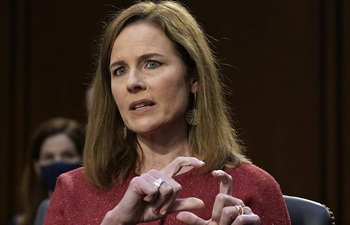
[234,205,244,216]
[161,157,204,177]
[153,178,164,190]
[145,170,181,215]
[212,170,232,195]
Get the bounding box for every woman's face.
[37,133,81,166]
[109,21,197,135]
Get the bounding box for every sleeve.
[43,177,67,225]
[244,167,291,225]
[34,198,51,225]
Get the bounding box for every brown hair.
[18,118,84,225]
[84,0,249,190]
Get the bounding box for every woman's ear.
[190,77,198,93]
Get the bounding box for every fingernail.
[213,170,220,174]
[161,210,167,215]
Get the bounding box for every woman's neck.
[135,131,191,174]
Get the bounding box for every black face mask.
[40,161,81,191]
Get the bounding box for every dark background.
[1,0,349,224]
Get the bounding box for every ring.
[153,178,164,190]
[234,205,244,215]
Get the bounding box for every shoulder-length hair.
[19,118,84,225]
[84,0,250,190]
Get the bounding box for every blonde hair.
[84,0,249,190]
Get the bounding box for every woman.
[11,118,84,225]
[45,1,290,224]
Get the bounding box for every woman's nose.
[53,156,63,162]
[126,69,146,93]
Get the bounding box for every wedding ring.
[234,205,244,215]
[154,178,164,190]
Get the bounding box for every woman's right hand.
[176,170,260,225]
[100,157,205,225]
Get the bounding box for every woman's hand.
[176,170,261,225]
[101,157,205,225]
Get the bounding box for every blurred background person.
[10,118,85,225]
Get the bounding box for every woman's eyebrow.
[110,59,127,71]
[137,53,164,62]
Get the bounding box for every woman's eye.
[41,153,54,161]
[146,60,161,69]
[62,151,78,159]
[114,67,127,76]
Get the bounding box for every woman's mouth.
[130,100,155,111]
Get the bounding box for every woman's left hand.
[176,170,261,225]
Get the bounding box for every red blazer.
[44,163,291,225]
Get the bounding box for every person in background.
[10,118,84,225]
[45,1,291,224]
